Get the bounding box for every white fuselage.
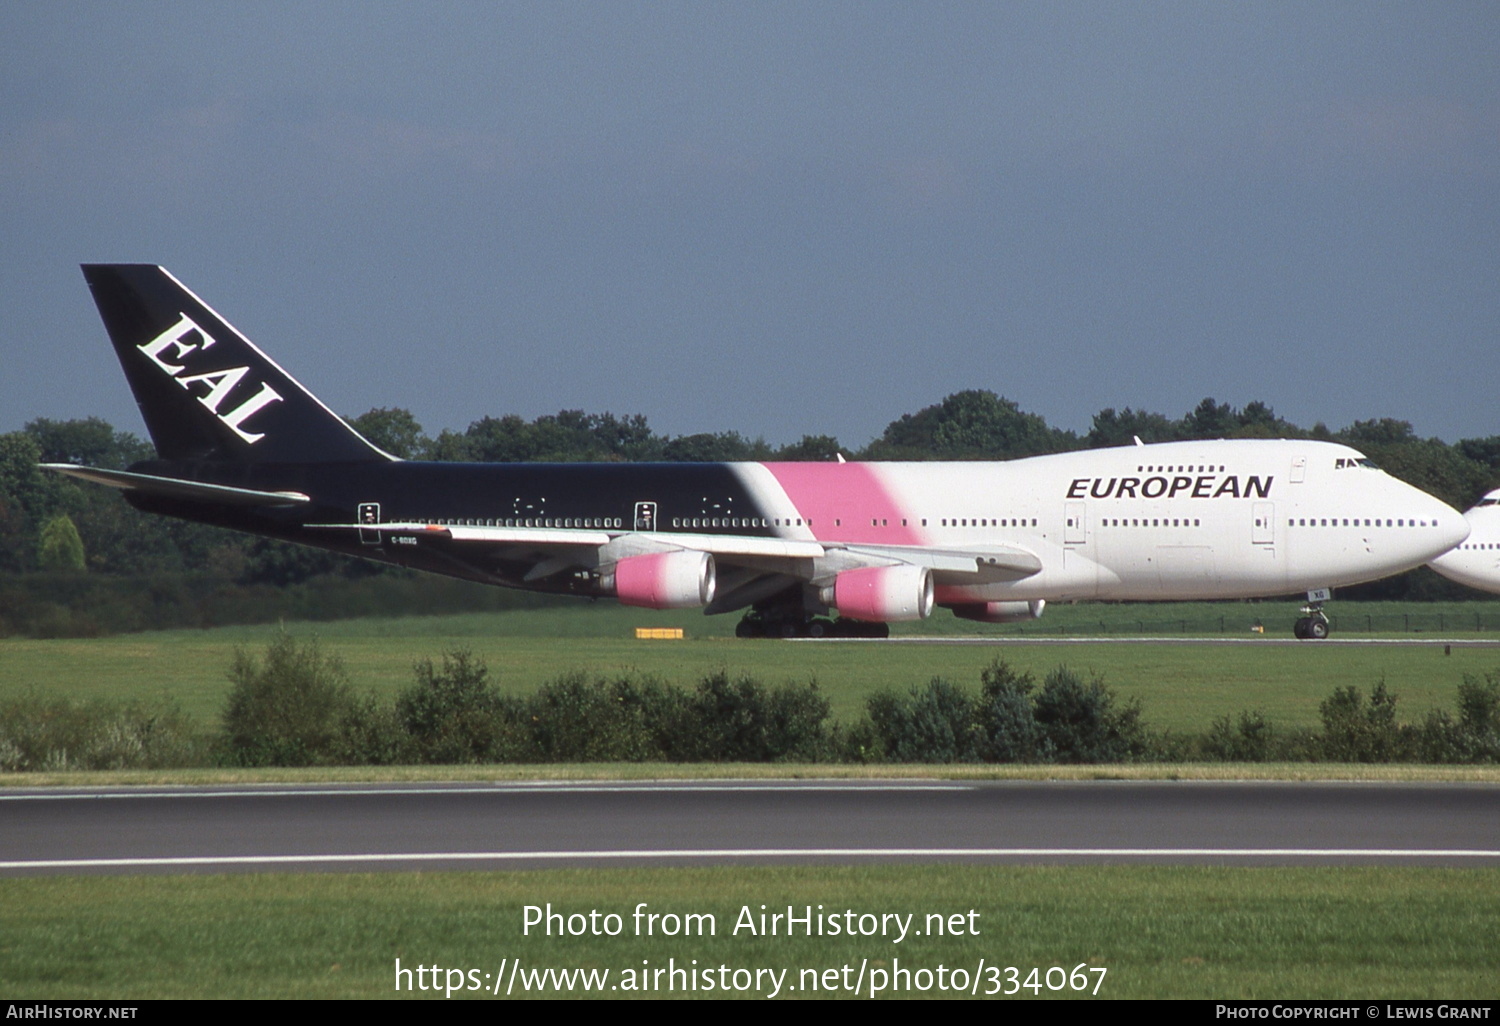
[741,439,1468,604]
[1428,489,1500,594]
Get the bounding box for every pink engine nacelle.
[607,551,717,609]
[824,565,934,622]
[948,599,1046,624]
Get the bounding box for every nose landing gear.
[1293,589,1332,639]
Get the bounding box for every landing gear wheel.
[737,608,890,639]
[735,612,767,638]
[1293,610,1331,640]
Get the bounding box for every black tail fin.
[81,265,391,464]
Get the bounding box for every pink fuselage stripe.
[761,462,924,545]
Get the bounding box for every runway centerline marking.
[5,847,1500,871]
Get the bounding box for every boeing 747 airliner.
[45,266,1469,639]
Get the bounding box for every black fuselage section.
[126,459,776,591]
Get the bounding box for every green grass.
[4,601,1499,734]
[1,866,1494,999]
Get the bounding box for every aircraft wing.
[307,523,1040,571]
[831,542,1042,580]
[314,521,616,547]
[306,522,826,559]
[305,522,1038,596]
[303,522,829,592]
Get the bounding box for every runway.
[3,780,1498,875]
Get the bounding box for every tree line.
[2,393,1498,599]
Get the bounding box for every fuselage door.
[1290,456,1307,484]
[1252,502,1275,545]
[357,502,381,545]
[634,501,658,532]
[1064,501,1086,545]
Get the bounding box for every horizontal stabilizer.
[40,464,310,507]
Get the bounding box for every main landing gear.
[734,610,890,639]
[1292,589,1332,640]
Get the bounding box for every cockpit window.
[1357,458,1379,470]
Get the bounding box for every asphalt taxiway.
[2,780,1497,875]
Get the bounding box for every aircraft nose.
[1425,497,1471,557]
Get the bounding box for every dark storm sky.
[3,2,1496,448]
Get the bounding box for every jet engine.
[822,565,934,622]
[948,599,1046,624]
[606,551,716,609]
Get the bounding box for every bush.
[866,678,982,762]
[0,691,204,771]
[1415,672,1500,763]
[522,672,678,762]
[218,633,358,766]
[682,671,833,762]
[1031,667,1148,763]
[1203,710,1276,762]
[977,660,1043,762]
[332,692,413,766]
[858,663,1151,764]
[397,649,509,763]
[1315,682,1412,762]
[251,653,837,766]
